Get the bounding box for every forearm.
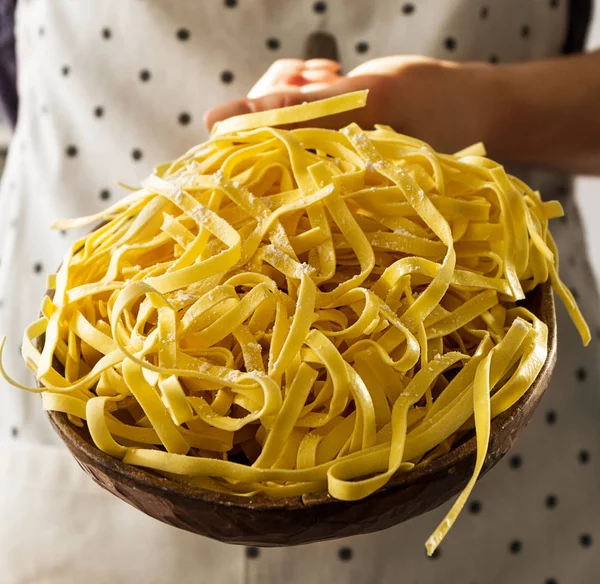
[206,52,600,177]
[483,52,600,176]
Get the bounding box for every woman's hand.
[205,52,600,175]
[246,58,342,98]
[205,56,500,155]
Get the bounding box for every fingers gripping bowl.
[1,91,588,551]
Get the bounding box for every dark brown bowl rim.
[46,282,556,512]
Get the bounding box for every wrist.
[459,62,517,163]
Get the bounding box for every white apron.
[1,1,599,583]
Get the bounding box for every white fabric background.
[0,2,598,583]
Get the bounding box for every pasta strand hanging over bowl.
[0,90,588,553]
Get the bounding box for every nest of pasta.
[1,91,588,553]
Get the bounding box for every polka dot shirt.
[0,1,598,583]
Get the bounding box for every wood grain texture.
[45,282,556,546]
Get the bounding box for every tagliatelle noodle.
[0,90,589,554]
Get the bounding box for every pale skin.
[204,53,600,176]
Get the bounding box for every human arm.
[204,52,600,176]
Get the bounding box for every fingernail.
[304,59,341,71]
[301,69,340,83]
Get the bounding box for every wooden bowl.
[45,282,556,547]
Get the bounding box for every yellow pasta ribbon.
[0,90,588,555]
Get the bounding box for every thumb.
[204,91,307,132]
[204,75,386,132]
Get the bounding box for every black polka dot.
[132,148,143,161]
[178,112,192,126]
[545,494,558,509]
[480,6,489,19]
[224,0,237,6]
[570,287,579,301]
[401,3,415,15]
[60,230,67,236]
[469,500,482,514]
[65,145,78,158]
[99,189,111,201]
[550,0,560,8]
[245,546,260,559]
[444,37,457,52]
[38,27,45,37]
[101,27,112,39]
[509,540,522,554]
[489,55,499,64]
[546,579,558,584]
[61,65,70,76]
[266,37,280,50]
[521,25,531,38]
[545,409,557,425]
[509,454,522,469]
[559,214,568,224]
[576,367,587,382]
[33,262,43,274]
[176,28,190,41]
[313,1,327,14]
[355,41,369,54]
[579,533,593,548]
[94,106,104,118]
[427,547,441,559]
[579,449,590,465]
[139,69,151,82]
[11,426,18,438]
[221,70,234,84]
[338,547,353,561]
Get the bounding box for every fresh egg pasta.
[0,90,588,554]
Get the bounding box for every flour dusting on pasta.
[0,91,589,554]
